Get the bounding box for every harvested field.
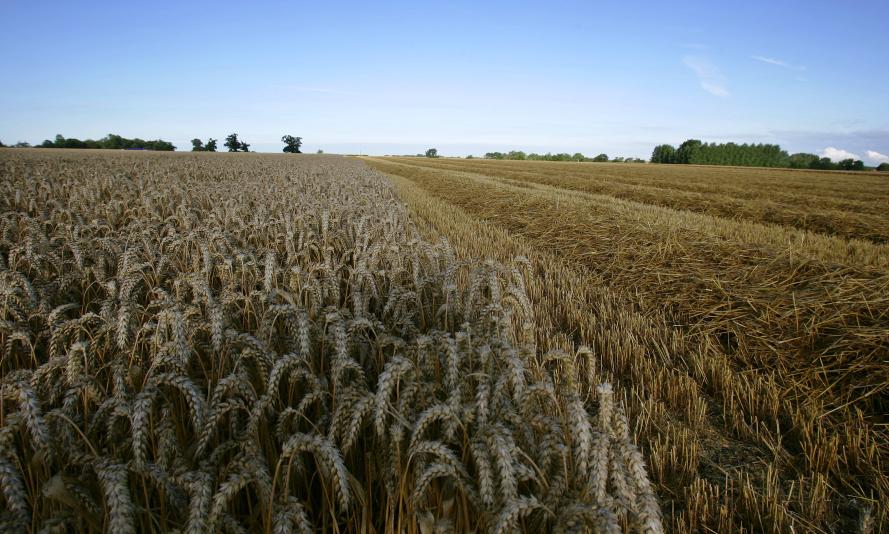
[393,157,889,244]
[364,156,889,533]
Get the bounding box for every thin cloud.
[865,150,889,163]
[751,55,806,71]
[820,146,860,161]
[683,56,729,97]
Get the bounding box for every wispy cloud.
[751,55,806,71]
[865,150,889,163]
[683,56,729,97]
[820,146,859,161]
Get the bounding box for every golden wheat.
[0,149,660,533]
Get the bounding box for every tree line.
[0,133,306,153]
[651,139,878,171]
[191,134,303,153]
[34,134,176,151]
[476,150,644,163]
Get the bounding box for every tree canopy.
[425,148,438,158]
[651,139,869,170]
[224,133,250,152]
[282,135,302,153]
[37,134,175,151]
[482,151,621,162]
[191,138,218,152]
[650,144,677,164]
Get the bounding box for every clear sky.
[2,1,888,162]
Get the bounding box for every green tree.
[224,133,242,152]
[103,134,124,149]
[14,141,31,148]
[425,148,438,158]
[650,144,676,163]
[592,153,608,162]
[239,141,250,152]
[0,140,5,148]
[191,139,205,151]
[877,163,889,172]
[676,139,702,164]
[35,133,174,151]
[205,139,218,152]
[812,157,835,170]
[838,159,865,171]
[282,135,302,153]
[788,153,819,169]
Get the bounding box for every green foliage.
[481,151,631,162]
[690,142,787,167]
[425,148,438,158]
[654,139,874,171]
[190,138,219,152]
[0,140,5,147]
[282,135,302,153]
[787,152,819,169]
[651,144,676,164]
[38,133,175,151]
[317,149,323,154]
[224,133,242,152]
[13,141,31,148]
[877,163,889,172]
[676,139,702,164]
[837,158,865,171]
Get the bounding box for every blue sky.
[1,1,888,162]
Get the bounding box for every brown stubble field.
[363,156,889,533]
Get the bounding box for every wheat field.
[359,156,888,533]
[0,149,664,533]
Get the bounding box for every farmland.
[362,156,889,533]
[0,149,886,533]
[0,150,659,533]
